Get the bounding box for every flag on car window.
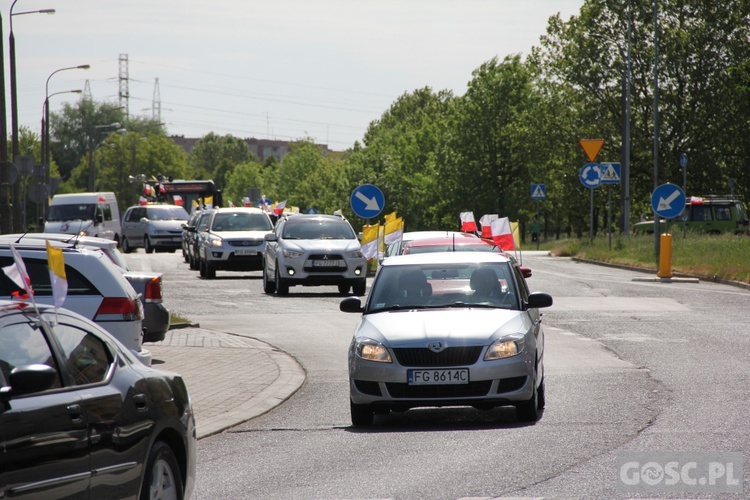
[2,245,34,299]
[360,223,380,260]
[46,240,68,308]
[479,214,498,238]
[490,217,516,250]
[459,212,477,233]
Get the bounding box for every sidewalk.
[147,327,306,439]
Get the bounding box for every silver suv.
[197,207,274,279]
[263,214,367,296]
[121,204,190,253]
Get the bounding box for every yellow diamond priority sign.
[579,139,605,162]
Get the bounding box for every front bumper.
[150,234,183,249]
[349,347,535,409]
[276,257,367,286]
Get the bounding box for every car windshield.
[212,212,272,231]
[47,204,97,222]
[147,206,190,221]
[367,263,518,312]
[282,221,355,239]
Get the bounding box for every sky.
[6,0,584,152]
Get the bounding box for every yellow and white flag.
[360,223,380,260]
[46,241,67,309]
[384,215,404,246]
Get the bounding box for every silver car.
[340,252,553,426]
[263,213,367,296]
[121,204,190,254]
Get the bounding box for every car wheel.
[263,264,276,294]
[537,377,546,410]
[121,236,133,254]
[338,284,350,295]
[353,280,366,296]
[275,265,289,295]
[144,237,155,254]
[350,399,374,426]
[516,375,540,423]
[140,440,183,500]
[199,259,207,278]
[182,246,189,263]
[190,252,199,270]
[205,262,216,279]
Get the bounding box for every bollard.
[657,233,673,278]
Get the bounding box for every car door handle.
[133,393,148,412]
[67,403,84,424]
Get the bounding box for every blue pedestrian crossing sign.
[599,162,621,184]
[530,184,546,200]
[350,184,385,219]
[651,183,686,219]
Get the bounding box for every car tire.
[338,284,350,295]
[516,375,540,423]
[190,252,199,270]
[205,262,216,279]
[275,265,289,295]
[121,236,133,254]
[140,440,183,500]
[350,399,374,426]
[263,265,276,294]
[199,259,206,278]
[537,377,546,410]
[353,280,366,296]
[144,237,155,254]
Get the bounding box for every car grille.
[304,253,347,272]
[228,240,263,247]
[386,381,492,398]
[393,346,484,367]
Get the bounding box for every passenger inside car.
[398,270,432,302]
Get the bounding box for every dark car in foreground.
[0,301,196,499]
[340,252,553,426]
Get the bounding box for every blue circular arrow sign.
[579,162,602,189]
[651,183,686,219]
[350,184,384,219]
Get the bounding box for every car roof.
[401,231,478,241]
[405,236,496,247]
[0,233,117,250]
[284,214,347,223]
[381,251,512,267]
[212,207,265,214]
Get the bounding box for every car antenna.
[14,231,30,244]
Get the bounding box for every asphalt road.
[126,250,750,499]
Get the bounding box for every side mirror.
[3,364,57,397]
[139,217,149,223]
[97,213,105,224]
[340,297,364,313]
[181,223,188,229]
[520,266,532,279]
[526,292,553,310]
[264,233,277,242]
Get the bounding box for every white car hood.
[357,308,528,346]
[44,220,94,235]
[212,230,270,240]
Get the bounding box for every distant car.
[186,209,213,271]
[341,251,553,426]
[402,235,502,254]
[0,233,170,343]
[0,241,151,366]
[263,213,367,296]
[181,210,202,263]
[121,203,190,253]
[197,207,274,279]
[632,195,750,235]
[0,300,196,499]
[382,231,478,261]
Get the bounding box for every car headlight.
[355,338,392,363]
[484,336,525,360]
[346,249,364,258]
[283,249,304,259]
[209,237,223,247]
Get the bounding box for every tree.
[224,161,266,207]
[187,133,256,188]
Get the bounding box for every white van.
[44,192,122,243]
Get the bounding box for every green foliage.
[187,132,257,188]
[224,161,265,206]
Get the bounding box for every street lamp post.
[0,12,10,234]
[88,123,122,191]
[9,1,55,230]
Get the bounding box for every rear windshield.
[147,206,190,221]
[47,204,96,222]
[211,212,272,231]
[282,220,355,239]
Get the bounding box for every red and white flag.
[273,200,287,215]
[139,196,148,206]
[173,195,184,206]
[459,212,477,233]
[490,217,515,250]
[2,245,34,299]
[479,214,498,238]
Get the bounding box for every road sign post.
[600,162,621,249]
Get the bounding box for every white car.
[341,251,553,426]
[0,241,151,365]
[197,207,274,279]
